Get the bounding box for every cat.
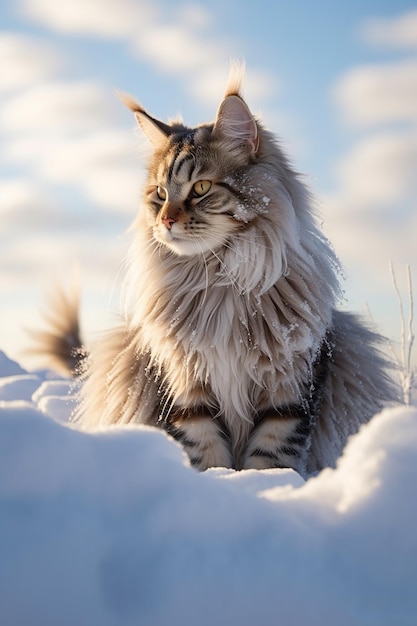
[36,66,399,477]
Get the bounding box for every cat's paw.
[165,410,233,471]
[242,413,308,475]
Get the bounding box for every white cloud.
[0,33,64,92]
[0,81,119,134]
[324,196,417,271]
[23,0,215,80]
[1,226,128,290]
[19,0,277,110]
[321,127,417,316]
[334,131,417,210]
[333,58,417,127]
[361,8,417,50]
[0,77,144,214]
[1,2,277,218]
[133,24,230,86]
[330,10,417,224]
[326,11,417,331]
[0,178,53,213]
[21,0,154,38]
[19,0,217,86]
[321,203,417,344]
[4,130,142,213]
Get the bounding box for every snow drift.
[0,350,416,626]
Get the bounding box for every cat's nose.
[162,216,177,230]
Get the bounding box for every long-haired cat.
[36,67,399,476]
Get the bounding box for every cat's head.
[121,73,296,260]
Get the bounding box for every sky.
[1,0,417,368]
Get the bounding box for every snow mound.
[0,350,416,626]
[0,351,26,376]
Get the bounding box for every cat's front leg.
[164,407,233,471]
[242,411,311,477]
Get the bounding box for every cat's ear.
[118,92,171,148]
[134,111,172,148]
[213,95,259,155]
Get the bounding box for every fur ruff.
[78,128,397,471]
[35,68,400,473]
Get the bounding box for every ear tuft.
[214,94,259,154]
[224,60,245,97]
[117,91,143,113]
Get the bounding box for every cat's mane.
[87,71,341,455]
[57,66,398,473]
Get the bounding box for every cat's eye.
[156,186,167,200]
[193,180,211,197]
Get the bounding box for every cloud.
[2,2,277,219]
[322,123,417,309]
[0,174,129,292]
[0,177,107,235]
[324,195,417,273]
[0,81,119,134]
[20,0,153,38]
[360,8,417,50]
[1,224,128,291]
[333,131,417,211]
[134,23,228,74]
[4,130,142,214]
[333,58,417,127]
[0,178,54,214]
[0,33,64,92]
[21,0,217,64]
[325,9,417,328]
[0,77,145,214]
[19,0,277,110]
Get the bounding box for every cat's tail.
[26,285,86,378]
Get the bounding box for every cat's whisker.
[195,237,210,306]
[106,252,130,311]
[205,244,246,295]
[197,225,272,259]
[200,232,270,286]
[140,236,162,260]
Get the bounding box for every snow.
[0,349,416,626]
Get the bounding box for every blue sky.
[1,0,417,367]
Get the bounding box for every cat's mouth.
[153,223,201,256]
[153,223,226,257]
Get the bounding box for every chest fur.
[142,283,322,422]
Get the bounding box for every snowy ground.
[0,349,416,626]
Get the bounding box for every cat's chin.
[155,238,220,257]
[153,229,225,257]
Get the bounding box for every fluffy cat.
[37,68,399,476]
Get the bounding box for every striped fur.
[44,68,399,475]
